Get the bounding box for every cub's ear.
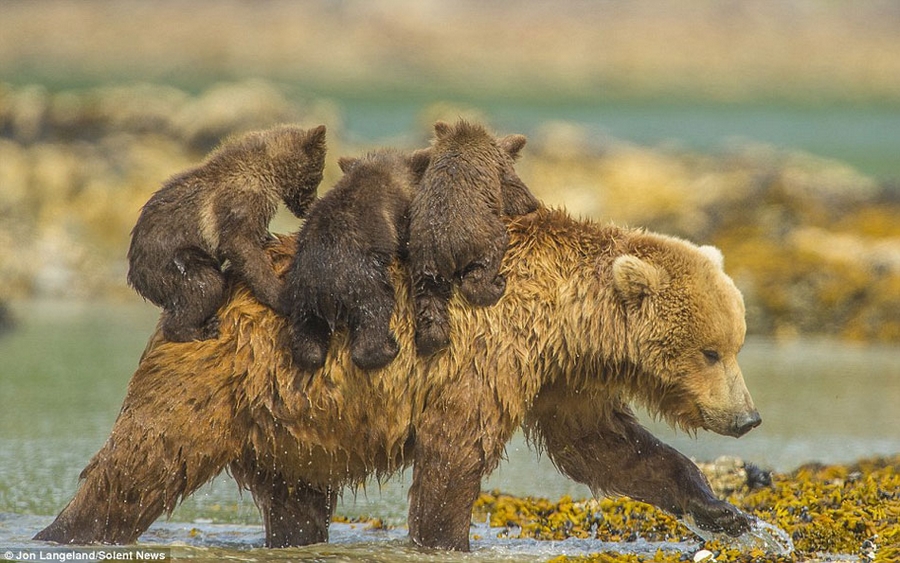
[498,134,527,160]
[407,148,432,182]
[305,124,327,148]
[300,125,327,164]
[338,156,358,173]
[433,120,452,138]
[698,245,724,270]
[612,255,665,306]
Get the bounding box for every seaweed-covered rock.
[477,455,900,563]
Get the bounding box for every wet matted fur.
[37,207,758,551]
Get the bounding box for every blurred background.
[1,0,899,340]
[1,0,898,533]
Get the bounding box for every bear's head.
[611,240,761,438]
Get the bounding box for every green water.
[328,97,900,181]
[1,299,898,560]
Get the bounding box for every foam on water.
[680,513,794,557]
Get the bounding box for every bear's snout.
[730,409,762,438]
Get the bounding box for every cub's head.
[612,239,761,438]
[265,124,328,218]
[429,120,536,216]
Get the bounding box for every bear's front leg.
[407,386,501,551]
[535,404,752,537]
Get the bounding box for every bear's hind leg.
[408,382,507,551]
[34,372,236,544]
[231,455,335,548]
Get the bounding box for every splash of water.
[680,514,794,557]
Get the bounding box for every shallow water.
[1,299,898,561]
[2,514,706,563]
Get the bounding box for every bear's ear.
[498,134,527,160]
[612,255,664,306]
[338,156,358,173]
[433,120,452,138]
[407,148,432,183]
[698,245,724,270]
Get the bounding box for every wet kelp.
[472,455,899,562]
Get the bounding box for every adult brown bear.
[35,206,761,551]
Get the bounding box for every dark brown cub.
[281,149,431,371]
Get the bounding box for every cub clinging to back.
[281,148,431,371]
[409,119,538,356]
[127,124,327,342]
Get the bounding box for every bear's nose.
[732,410,762,437]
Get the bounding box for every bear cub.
[281,149,431,371]
[409,120,538,356]
[127,124,327,342]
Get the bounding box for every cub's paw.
[351,334,400,370]
[291,339,328,372]
[460,274,506,307]
[199,315,221,340]
[162,318,219,342]
[415,320,451,357]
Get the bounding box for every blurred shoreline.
[1,80,899,343]
[2,0,899,344]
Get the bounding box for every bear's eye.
[702,349,721,364]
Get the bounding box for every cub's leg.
[412,274,453,356]
[534,401,752,536]
[221,234,285,314]
[161,248,226,342]
[231,455,335,548]
[348,270,399,370]
[500,174,540,216]
[287,313,331,371]
[457,227,508,307]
